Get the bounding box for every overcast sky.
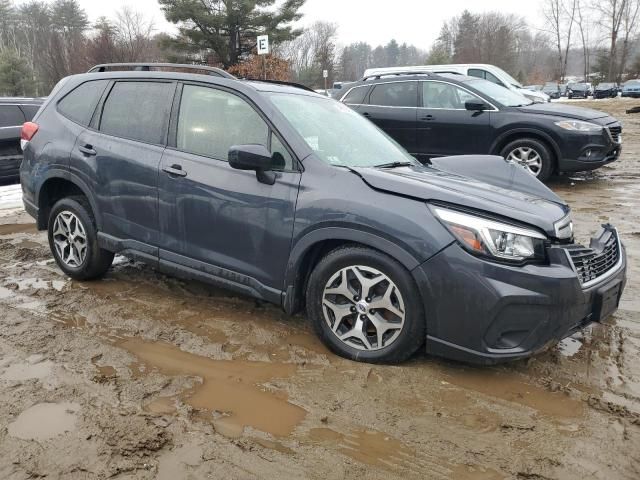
[68,0,546,50]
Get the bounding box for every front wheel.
[306,246,425,364]
[500,138,554,182]
[48,196,114,280]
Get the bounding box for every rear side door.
[72,80,176,250]
[358,81,418,154]
[157,83,301,295]
[417,80,492,158]
[0,104,26,177]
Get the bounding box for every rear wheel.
[500,137,554,182]
[306,245,425,364]
[48,196,113,280]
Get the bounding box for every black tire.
[306,245,425,364]
[500,137,554,182]
[47,196,114,280]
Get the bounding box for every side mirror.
[228,144,276,185]
[465,100,490,111]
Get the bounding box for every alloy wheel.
[52,210,88,268]
[507,146,543,176]
[322,265,405,351]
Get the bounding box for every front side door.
[417,80,493,158]
[158,84,301,293]
[73,80,176,247]
[358,81,418,154]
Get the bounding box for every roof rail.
[87,63,236,79]
[362,71,437,81]
[361,70,464,81]
[242,78,316,92]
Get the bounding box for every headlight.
[555,120,602,132]
[433,207,547,262]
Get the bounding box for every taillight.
[20,122,39,151]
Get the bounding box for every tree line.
[1,0,639,97]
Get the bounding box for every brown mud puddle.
[310,427,504,479]
[438,365,584,419]
[0,223,37,235]
[116,338,306,437]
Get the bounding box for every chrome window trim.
[340,78,500,112]
[0,125,22,130]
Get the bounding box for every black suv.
[1,97,43,182]
[20,64,627,364]
[339,73,622,182]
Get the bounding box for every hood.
[518,88,549,102]
[595,85,615,91]
[352,156,569,239]
[517,102,608,121]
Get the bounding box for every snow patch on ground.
[0,184,22,210]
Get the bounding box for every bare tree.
[114,6,155,62]
[575,0,591,81]
[618,0,640,80]
[543,0,578,82]
[593,0,628,80]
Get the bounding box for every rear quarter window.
[58,80,109,126]
[19,104,40,121]
[100,81,175,145]
[0,105,25,127]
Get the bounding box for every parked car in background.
[19,64,627,365]
[559,83,569,96]
[362,64,551,103]
[543,82,562,99]
[524,85,543,92]
[567,83,591,99]
[1,97,44,182]
[593,83,619,99]
[339,72,622,182]
[621,79,640,98]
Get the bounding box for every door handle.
[162,164,187,177]
[362,112,371,117]
[420,114,434,121]
[78,144,96,156]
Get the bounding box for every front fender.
[282,226,427,314]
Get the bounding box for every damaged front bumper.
[416,225,627,365]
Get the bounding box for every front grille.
[565,230,620,286]
[608,125,622,143]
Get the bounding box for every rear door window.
[58,80,109,126]
[369,82,418,107]
[100,81,175,144]
[0,105,25,127]
[341,86,369,105]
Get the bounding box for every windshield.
[268,93,419,168]
[572,83,588,89]
[597,83,614,89]
[465,79,533,107]
[488,66,522,88]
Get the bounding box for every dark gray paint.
[20,71,627,364]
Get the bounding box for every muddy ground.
[0,98,639,480]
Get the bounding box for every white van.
[362,64,550,104]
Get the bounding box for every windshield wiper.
[374,161,415,169]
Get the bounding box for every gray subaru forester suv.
[20,64,627,364]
